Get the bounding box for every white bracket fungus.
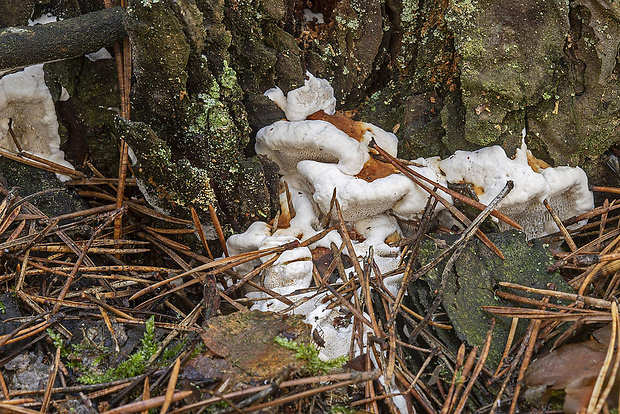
[0,14,74,180]
[225,74,594,369]
[439,142,593,239]
[297,156,450,222]
[0,65,74,178]
[256,120,370,175]
[264,71,336,121]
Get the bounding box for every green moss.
[330,405,357,414]
[398,0,421,69]
[47,317,174,385]
[274,336,348,375]
[219,60,241,99]
[78,316,159,384]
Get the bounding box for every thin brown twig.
[497,281,613,309]
[369,140,522,230]
[191,206,213,260]
[52,208,125,314]
[209,204,228,257]
[453,345,479,412]
[544,199,577,252]
[453,318,495,414]
[160,358,182,414]
[169,371,379,414]
[0,148,84,179]
[101,391,193,414]
[40,346,61,413]
[509,298,547,414]
[592,301,620,413]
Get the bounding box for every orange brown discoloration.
[307,110,369,142]
[355,157,400,182]
[526,152,551,172]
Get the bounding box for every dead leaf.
[354,157,399,182]
[311,247,333,278]
[307,110,368,142]
[524,324,619,413]
[200,311,312,383]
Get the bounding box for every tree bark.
[15,0,619,231]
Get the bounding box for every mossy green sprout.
[47,317,163,385]
[78,316,159,384]
[274,336,348,375]
[330,405,357,414]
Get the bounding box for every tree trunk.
[3,0,618,231]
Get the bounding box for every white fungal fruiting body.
[256,120,370,175]
[226,221,271,256]
[297,159,449,222]
[224,73,595,394]
[225,221,271,274]
[264,72,336,121]
[272,174,320,240]
[359,122,399,157]
[439,144,594,239]
[262,246,314,294]
[303,8,325,24]
[0,65,74,177]
[352,214,402,274]
[391,158,451,219]
[307,305,354,361]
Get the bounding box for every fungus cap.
[0,65,74,176]
[272,175,322,241]
[262,246,314,293]
[225,221,271,274]
[306,305,354,361]
[306,110,399,157]
[256,120,370,175]
[297,159,449,222]
[258,235,314,293]
[352,214,402,274]
[439,144,594,239]
[264,72,336,121]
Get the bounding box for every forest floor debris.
[0,147,617,413]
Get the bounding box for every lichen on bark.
[120,0,278,232]
[13,0,618,233]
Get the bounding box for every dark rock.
[0,159,88,218]
[410,230,571,368]
[0,293,25,356]
[4,353,51,391]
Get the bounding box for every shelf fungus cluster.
[0,64,74,177]
[0,15,74,180]
[225,74,594,367]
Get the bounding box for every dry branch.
[0,7,127,72]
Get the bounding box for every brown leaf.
[354,157,399,182]
[524,324,619,413]
[200,311,312,383]
[307,110,368,142]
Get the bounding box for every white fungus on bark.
[439,141,594,239]
[256,120,370,175]
[0,64,74,178]
[264,72,336,121]
[225,73,595,368]
[0,13,75,180]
